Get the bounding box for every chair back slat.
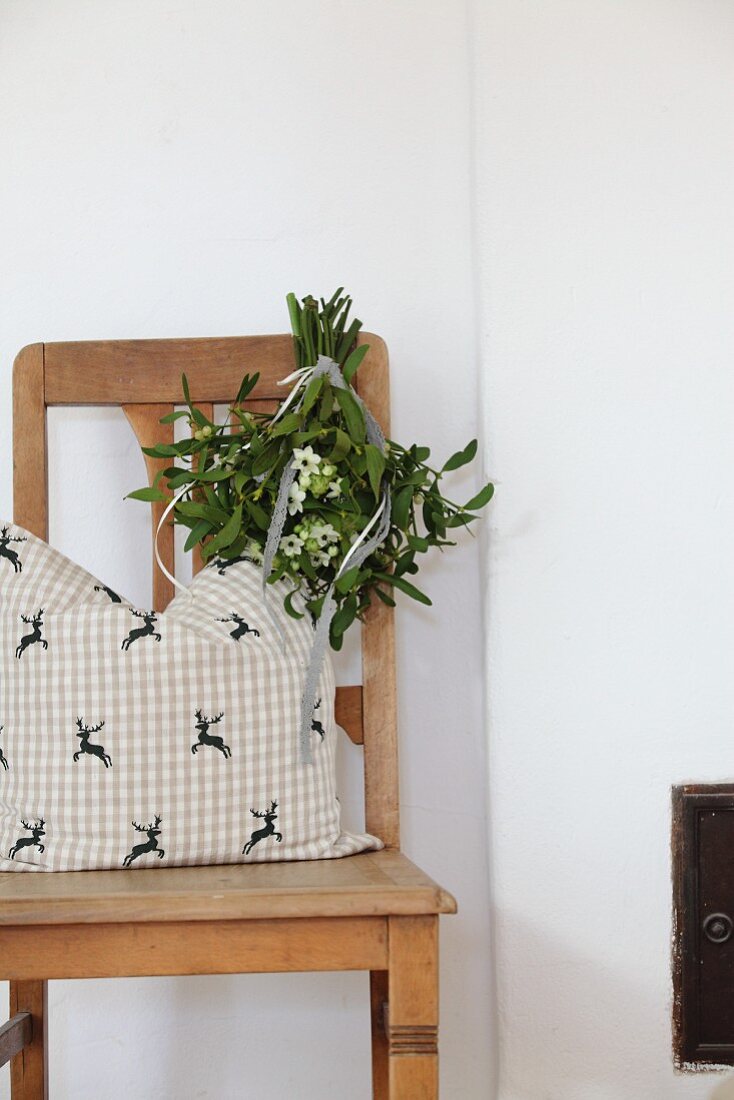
[12,334,400,848]
[44,336,296,404]
[121,404,175,610]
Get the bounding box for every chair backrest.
[12,335,400,848]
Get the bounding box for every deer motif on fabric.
[9,818,45,860]
[311,697,325,741]
[0,726,8,771]
[0,526,27,573]
[121,609,161,651]
[122,815,164,866]
[94,583,122,603]
[15,610,47,660]
[216,612,260,642]
[210,554,250,576]
[191,710,230,758]
[73,717,112,768]
[243,800,282,855]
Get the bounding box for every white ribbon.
[154,482,193,600]
[260,356,390,763]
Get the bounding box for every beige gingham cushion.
[0,521,381,871]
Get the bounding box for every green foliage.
[127,290,494,648]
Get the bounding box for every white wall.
[0,2,491,1098]
[5,2,732,1098]
[474,2,734,1098]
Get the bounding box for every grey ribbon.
[261,356,390,764]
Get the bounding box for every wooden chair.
[2,335,456,1099]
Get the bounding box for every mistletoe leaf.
[342,343,369,385]
[443,439,478,472]
[207,503,242,555]
[329,428,352,462]
[183,519,212,552]
[270,412,302,438]
[252,442,282,478]
[464,482,495,511]
[126,486,168,502]
[284,589,305,620]
[374,586,396,608]
[235,372,260,403]
[334,386,366,443]
[375,571,432,606]
[300,374,323,416]
[391,486,412,531]
[365,444,386,500]
[245,498,270,531]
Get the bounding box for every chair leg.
[9,981,48,1100]
[386,916,439,1098]
[370,970,389,1098]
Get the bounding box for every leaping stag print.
[216,612,260,642]
[122,815,164,867]
[9,818,45,860]
[242,800,282,856]
[121,609,161,651]
[73,717,112,768]
[0,726,8,771]
[94,583,122,603]
[210,554,250,576]
[311,698,325,741]
[0,526,27,573]
[191,710,230,758]
[16,610,47,660]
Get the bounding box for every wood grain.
[0,849,456,926]
[354,336,400,848]
[9,982,47,1100]
[191,402,213,576]
[45,334,304,404]
[370,970,389,1098]
[0,1013,32,1068]
[0,917,387,980]
[122,404,175,610]
[387,916,439,1098]
[12,345,47,540]
[335,684,364,745]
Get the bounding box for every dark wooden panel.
[673,784,734,1066]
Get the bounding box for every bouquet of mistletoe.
[129,290,494,652]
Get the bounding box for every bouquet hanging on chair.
[128,290,494,650]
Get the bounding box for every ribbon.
[261,355,390,764]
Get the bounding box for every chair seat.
[0,849,456,926]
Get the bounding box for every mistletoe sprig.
[128,290,494,649]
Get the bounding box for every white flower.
[311,549,332,568]
[280,533,303,559]
[326,480,342,500]
[309,522,339,548]
[291,446,321,476]
[246,539,263,564]
[287,482,306,516]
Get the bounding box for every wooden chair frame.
[3,335,456,1099]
